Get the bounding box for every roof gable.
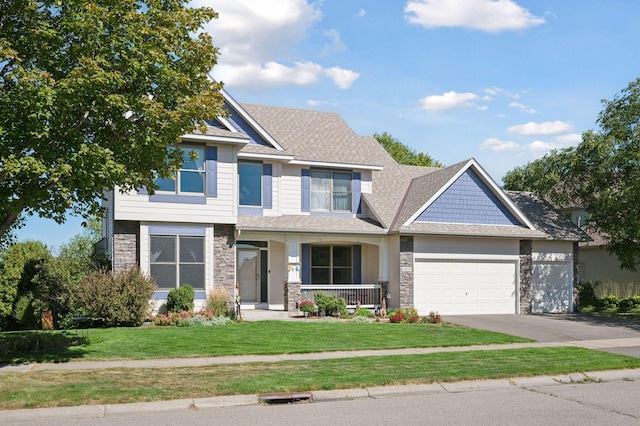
[395,159,535,231]
[416,168,521,226]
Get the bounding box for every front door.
[237,249,260,303]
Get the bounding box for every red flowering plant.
[299,299,316,315]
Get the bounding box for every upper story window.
[311,170,352,212]
[155,146,205,195]
[239,162,263,206]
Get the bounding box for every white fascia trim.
[181,134,249,144]
[402,159,536,230]
[220,89,286,151]
[414,253,519,261]
[238,152,295,162]
[216,116,240,133]
[289,159,383,171]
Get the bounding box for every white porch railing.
[301,284,382,309]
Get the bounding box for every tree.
[0,240,51,329]
[374,132,443,167]
[503,77,640,271]
[0,0,225,244]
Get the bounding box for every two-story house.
[102,90,590,316]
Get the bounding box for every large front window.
[239,162,262,206]
[150,235,205,290]
[155,146,205,194]
[311,245,352,284]
[311,170,352,212]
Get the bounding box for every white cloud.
[404,0,545,33]
[480,137,521,152]
[323,67,360,89]
[198,0,359,90]
[321,29,347,56]
[484,86,520,99]
[355,9,367,17]
[507,120,573,136]
[527,140,561,155]
[509,102,538,114]
[555,133,582,146]
[420,91,478,111]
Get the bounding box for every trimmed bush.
[597,295,620,311]
[75,268,155,327]
[167,285,194,313]
[314,292,347,317]
[618,296,640,312]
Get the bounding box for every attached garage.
[411,237,520,315]
[414,259,518,315]
[532,261,572,313]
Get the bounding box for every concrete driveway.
[444,313,640,358]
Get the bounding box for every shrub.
[314,292,347,317]
[353,307,373,317]
[167,285,195,313]
[299,299,316,314]
[598,295,620,311]
[425,311,442,324]
[578,281,598,310]
[618,296,640,312]
[75,268,155,327]
[389,311,405,323]
[206,286,230,316]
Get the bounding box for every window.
[150,235,205,290]
[311,245,352,284]
[155,146,205,194]
[239,162,262,206]
[310,170,352,212]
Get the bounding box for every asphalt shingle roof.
[237,215,386,235]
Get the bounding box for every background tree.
[0,0,225,244]
[374,132,443,167]
[503,77,640,271]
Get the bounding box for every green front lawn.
[1,347,639,410]
[0,322,532,364]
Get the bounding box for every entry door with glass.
[237,245,268,304]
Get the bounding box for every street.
[7,376,640,425]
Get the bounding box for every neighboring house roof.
[237,215,386,235]
[239,103,389,167]
[505,191,592,242]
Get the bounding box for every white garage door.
[532,261,572,313]
[414,260,517,315]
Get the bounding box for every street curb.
[3,368,639,423]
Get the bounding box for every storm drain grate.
[259,392,313,405]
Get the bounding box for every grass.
[0,347,639,410]
[0,322,533,364]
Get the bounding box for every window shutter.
[263,163,272,209]
[352,172,361,214]
[301,244,311,284]
[205,147,218,197]
[353,244,362,284]
[301,169,310,212]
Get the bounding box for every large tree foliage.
[503,78,640,270]
[0,0,224,243]
[374,132,443,167]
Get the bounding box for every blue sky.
[16,0,640,250]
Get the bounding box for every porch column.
[284,235,302,312]
[399,236,414,308]
[214,224,237,309]
[378,238,389,283]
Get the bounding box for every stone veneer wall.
[112,221,140,275]
[285,281,301,313]
[213,224,236,308]
[399,236,414,308]
[573,241,579,312]
[519,240,533,314]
